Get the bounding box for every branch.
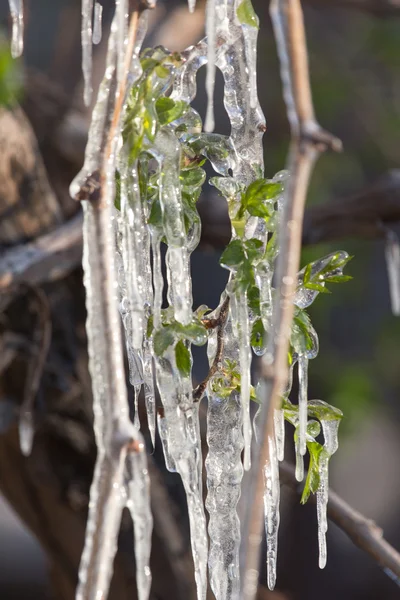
[193,296,230,401]
[242,1,341,597]
[280,461,400,582]
[0,212,83,292]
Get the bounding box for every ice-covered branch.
[241,1,341,598]
[280,461,400,584]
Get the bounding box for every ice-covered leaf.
[156,97,188,125]
[220,239,246,268]
[308,399,343,422]
[153,327,175,356]
[301,441,324,504]
[175,340,191,377]
[236,0,260,28]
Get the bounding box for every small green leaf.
[180,167,206,190]
[175,340,191,377]
[153,327,175,356]
[301,441,324,504]
[146,315,154,339]
[148,197,163,228]
[156,97,188,125]
[251,318,265,352]
[245,179,282,203]
[236,0,259,28]
[220,239,246,268]
[248,285,260,315]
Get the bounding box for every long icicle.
[8,0,24,58]
[81,0,94,107]
[205,0,216,132]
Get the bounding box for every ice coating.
[295,251,350,309]
[143,342,156,448]
[385,230,400,316]
[188,0,197,13]
[295,436,304,482]
[125,444,153,600]
[154,130,192,325]
[264,436,280,591]
[93,1,103,45]
[81,0,94,106]
[230,291,252,471]
[317,419,340,569]
[8,0,24,58]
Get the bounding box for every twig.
[280,461,400,583]
[241,2,341,598]
[0,212,83,292]
[193,296,230,401]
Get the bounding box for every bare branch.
[280,461,400,582]
[241,1,341,597]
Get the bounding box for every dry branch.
[280,461,400,581]
[241,1,341,598]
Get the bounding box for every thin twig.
[241,2,341,598]
[280,461,400,583]
[193,296,230,401]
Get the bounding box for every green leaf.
[308,399,343,422]
[248,285,260,315]
[301,441,324,504]
[251,318,265,352]
[236,0,259,28]
[245,179,282,203]
[153,327,175,356]
[146,315,154,339]
[148,196,162,229]
[220,239,246,268]
[176,320,208,346]
[175,340,191,377]
[156,97,188,125]
[180,167,206,190]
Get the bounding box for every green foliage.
[152,311,208,358]
[236,0,259,28]
[175,340,191,377]
[0,39,22,106]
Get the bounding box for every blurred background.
[0,0,400,599]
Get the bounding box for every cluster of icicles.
[3,0,395,599]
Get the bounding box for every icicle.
[157,410,177,472]
[230,290,252,471]
[205,0,216,132]
[274,408,285,462]
[151,234,163,329]
[143,342,156,449]
[264,436,280,591]
[93,1,103,45]
[154,349,208,600]
[385,230,400,316]
[295,437,304,482]
[19,411,33,457]
[154,130,192,325]
[81,0,94,106]
[316,419,340,569]
[134,384,141,430]
[125,442,153,600]
[239,2,260,110]
[206,391,243,600]
[298,354,308,456]
[8,0,24,58]
[316,454,329,569]
[188,0,197,13]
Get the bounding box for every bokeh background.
[0,0,399,599]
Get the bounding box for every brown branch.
[241,2,341,598]
[0,212,83,292]
[280,461,400,582]
[193,296,230,401]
